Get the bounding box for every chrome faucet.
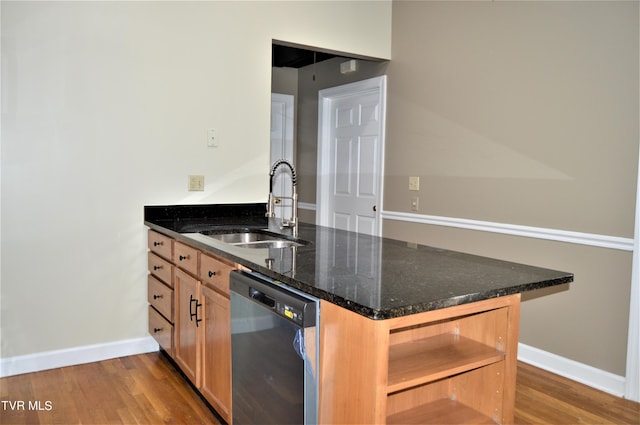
[266,159,298,237]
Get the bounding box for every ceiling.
[272,44,340,68]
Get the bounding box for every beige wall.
[386,1,638,237]
[384,1,638,375]
[0,1,391,358]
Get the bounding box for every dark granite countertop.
[145,203,573,320]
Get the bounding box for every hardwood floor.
[515,362,639,425]
[1,352,638,424]
[0,353,222,425]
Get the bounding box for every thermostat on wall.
[340,59,357,74]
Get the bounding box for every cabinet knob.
[208,271,217,278]
[153,265,162,270]
[153,241,163,246]
[153,327,163,333]
[179,255,188,261]
[153,294,163,299]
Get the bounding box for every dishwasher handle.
[249,287,276,309]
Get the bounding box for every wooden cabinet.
[175,267,201,385]
[200,284,232,422]
[148,230,172,261]
[148,275,173,319]
[175,241,199,276]
[200,253,234,296]
[170,240,234,424]
[319,295,520,425]
[199,254,234,423]
[148,252,173,288]
[148,306,173,354]
[147,230,175,357]
[148,229,520,425]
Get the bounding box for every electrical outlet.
[188,175,204,191]
[411,197,419,212]
[409,176,420,191]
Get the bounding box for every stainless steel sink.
[200,231,305,249]
[233,239,302,249]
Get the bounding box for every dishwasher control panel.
[277,302,304,326]
[233,270,317,328]
[248,286,306,325]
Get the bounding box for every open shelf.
[387,333,505,393]
[387,398,497,425]
[317,295,520,424]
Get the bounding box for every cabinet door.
[174,268,201,386]
[200,285,232,423]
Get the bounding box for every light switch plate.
[188,175,204,191]
[207,128,217,147]
[409,176,420,191]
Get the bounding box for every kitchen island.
[144,203,573,424]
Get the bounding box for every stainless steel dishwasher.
[230,270,319,425]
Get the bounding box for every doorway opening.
[270,41,389,228]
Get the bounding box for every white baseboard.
[298,202,316,211]
[0,336,158,378]
[518,343,626,398]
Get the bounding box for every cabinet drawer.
[148,275,173,322]
[148,230,173,260]
[200,254,235,296]
[149,306,173,356]
[174,241,199,276]
[148,252,173,287]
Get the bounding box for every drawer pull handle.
[153,265,162,270]
[208,271,217,278]
[153,327,163,333]
[189,294,202,327]
[195,301,202,327]
[153,294,163,299]
[189,294,197,321]
[179,255,189,261]
[153,241,163,246]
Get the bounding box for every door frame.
[271,93,295,164]
[271,93,295,220]
[316,75,387,236]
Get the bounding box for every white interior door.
[270,93,295,220]
[317,76,386,236]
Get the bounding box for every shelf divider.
[387,333,505,394]
[387,398,497,425]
